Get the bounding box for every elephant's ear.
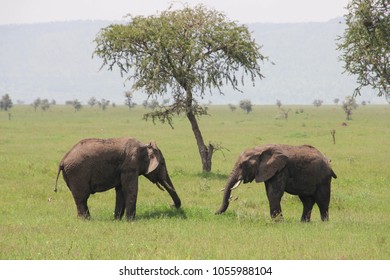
[146,142,159,174]
[255,151,288,182]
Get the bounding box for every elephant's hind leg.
[315,183,331,221]
[73,194,91,219]
[66,174,91,219]
[316,199,329,222]
[299,195,315,222]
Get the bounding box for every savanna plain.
[0,104,389,260]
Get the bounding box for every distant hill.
[0,19,383,105]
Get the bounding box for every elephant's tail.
[54,163,64,192]
[331,169,337,179]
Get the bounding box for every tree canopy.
[337,0,390,102]
[94,4,267,172]
[0,94,13,111]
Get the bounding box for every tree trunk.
[186,110,213,173]
[182,85,214,173]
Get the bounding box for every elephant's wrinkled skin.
[216,144,337,222]
[54,137,181,220]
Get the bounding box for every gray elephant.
[54,137,181,220]
[216,144,337,222]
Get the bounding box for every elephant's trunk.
[215,170,242,214]
[162,176,181,209]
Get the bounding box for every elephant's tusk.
[156,182,165,191]
[163,180,176,192]
[228,195,239,202]
[230,180,242,190]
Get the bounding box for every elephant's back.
[286,145,334,178]
[61,137,136,166]
[279,144,326,161]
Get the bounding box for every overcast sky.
[0,0,350,25]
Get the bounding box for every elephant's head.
[215,145,287,214]
[143,141,181,209]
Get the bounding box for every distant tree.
[239,99,253,114]
[342,96,358,120]
[148,99,159,110]
[279,108,291,120]
[72,99,83,111]
[0,94,13,111]
[313,99,324,107]
[333,98,340,105]
[124,91,135,110]
[88,97,97,107]
[276,99,282,108]
[228,104,237,112]
[40,99,50,111]
[337,0,390,102]
[32,98,41,111]
[142,100,149,109]
[94,4,267,172]
[98,99,110,110]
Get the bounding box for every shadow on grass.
[137,205,237,221]
[195,171,229,180]
[137,207,187,221]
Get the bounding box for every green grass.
[1,104,389,259]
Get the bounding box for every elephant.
[54,137,181,220]
[216,144,337,222]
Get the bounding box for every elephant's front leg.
[114,186,125,220]
[265,180,284,221]
[121,174,139,221]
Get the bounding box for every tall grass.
[0,104,389,259]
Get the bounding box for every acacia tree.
[71,99,83,111]
[0,94,13,111]
[342,96,358,120]
[124,91,135,110]
[337,0,390,102]
[239,99,253,114]
[94,5,267,172]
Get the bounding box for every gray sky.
[0,0,350,25]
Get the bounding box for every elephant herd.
[54,137,337,222]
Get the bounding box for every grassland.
[0,104,389,260]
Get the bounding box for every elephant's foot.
[300,211,312,222]
[77,213,91,220]
[77,207,91,220]
[271,212,284,222]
